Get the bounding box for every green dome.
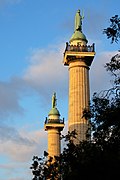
[70,31,88,43]
[48,107,60,116]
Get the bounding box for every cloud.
[23,43,68,106]
[0,79,24,120]
[0,162,31,180]
[0,42,68,121]
[0,121,67,180]
[23,43,117,103]
[0,125,47,162]
[0,44,117,180]
[0,76,35,120]
[0,126,47,179]
[0,41,116,122]
[0,125,35,145]
[90,50,118,96]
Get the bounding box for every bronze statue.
[74,9,84,32]
[52,92,57,108]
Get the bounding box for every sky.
[0,0,119,179]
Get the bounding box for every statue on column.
[52,92,57,108]
[74,9,84,32]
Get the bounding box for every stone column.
[68,60,90,143]
[47,128,61,157]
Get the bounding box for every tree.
[103,15,120,43]
[30,16,120,179]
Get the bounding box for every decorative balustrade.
[64,42,95,53]
[44,117,64,124]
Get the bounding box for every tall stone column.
[44,93,64,158]
[63,9,95,143]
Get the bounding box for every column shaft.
[68,60,90,142]
[48,129,60,157]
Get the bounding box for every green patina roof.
[69,30,88,43]
[48,107,60,116]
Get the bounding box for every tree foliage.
[103,15,120,43]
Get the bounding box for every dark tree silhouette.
[103,15,120,43]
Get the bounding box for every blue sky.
[0,0,119,179]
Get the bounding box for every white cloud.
[90,50,118,96]
[23,44,68,98]
[0,42,117,122]
[0,126,47,179]
[0,42,68,121]
[0,126,47,162]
